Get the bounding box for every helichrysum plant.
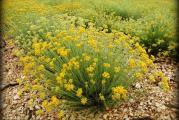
[18,25,160,118]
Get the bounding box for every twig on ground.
[164,103,179,109]
[0,82,19,91]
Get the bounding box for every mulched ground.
[0,40,178,120]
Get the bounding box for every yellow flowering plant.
[20,25,156,112]
[2,0,85,54]
[2,0,176,58]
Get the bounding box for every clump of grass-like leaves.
[20,26,155,114]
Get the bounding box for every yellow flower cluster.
[32,85,43,91]
[128,59,136,68]
[42,96,60,112]
[114,67,120,73]
[81,97,87,105]
[148,74,155,82]
[20,56,36,75]
[64,83,74,91]
[57,47,69,57]
[138,61,148,73]
[76,88,83,97]
[135,72,143,80]
[33,42,51,55]
[88,39,97,47]
[56,71,66,84]
[102,72,110,79]
[83,54,91,61]
[103,63,110,68]
[58,110,63,119]
[86,66,95,73]
[149,70,170,91]
[99,93,105,101]
[161,77,170,91]
[112,86,127,100]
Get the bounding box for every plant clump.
[18,25,163,118]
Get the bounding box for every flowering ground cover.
[0,0,178,119]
